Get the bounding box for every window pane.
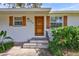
[51,17,56,23]
[15,17,22,21]
[15,21,22,25]
[59,17,62,19]
[14,17,22,26]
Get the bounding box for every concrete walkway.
[0,46,52,56]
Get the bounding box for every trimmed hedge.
[0,42,13,53]
[48,26,79,56]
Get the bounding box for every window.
[9,16,26,26]
[14,17,22,26]
[51,16,63,28]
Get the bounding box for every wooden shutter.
[63,16,67,26]
[22,16,26,26]
[46,16,50,28]
[9,16,13,26]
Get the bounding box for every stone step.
[30,40,48,44]
[23,43,48,48]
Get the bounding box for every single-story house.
[0,8,79,43]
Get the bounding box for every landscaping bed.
[0,42,14,53]
[0,30,14,53]
[63,49,79,56]
[48,26,79,56]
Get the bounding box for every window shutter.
[9,16,13,26]
[46,16,50,29]
[22,16,26,26]
[63,16,67,26]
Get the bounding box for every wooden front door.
[35,16,44,36]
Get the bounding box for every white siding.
[0,14,47,42]
[68,16,79,26]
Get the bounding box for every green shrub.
[48,26,79,56]
[4,42,14,50]
[0,44,4,53]
[0,42,13,53]
[48,41,63,56]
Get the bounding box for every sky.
[41,3,79,11]
[1,3,79,11]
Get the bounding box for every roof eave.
[50,10,79,14]
[0,8,51,12]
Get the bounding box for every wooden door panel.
[36,29,43,33]
[36,26,43,29]
[35,16,44,36]
[35,19,43,25]
[35,33,43,36]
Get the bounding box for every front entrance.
[35,16,44,36]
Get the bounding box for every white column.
[44,16,46,37]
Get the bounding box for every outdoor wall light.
[27,17,33,24]
[27,17,30,20]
